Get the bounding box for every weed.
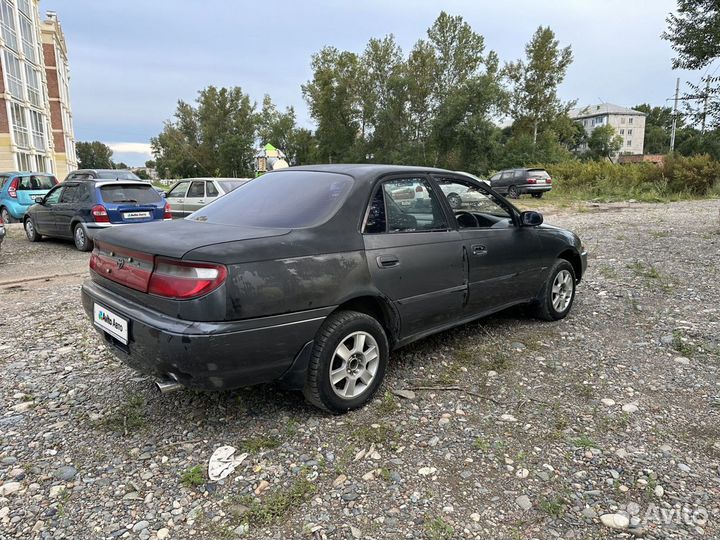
[378,467,392,482]
[424,516,454,540]
[101,393,146,434]
[650,230,670,238]
[597,264,617,279]
[538,496,566,518]
[377,391,397,415]
[241,473,317,527]
[598,412,630,432]
[626,260,661,279]
[473,437,490,451]
[671,330,696,357]
[354,423,393,445]
[575,383,594,400]
[571,434,599,449]
[240,436,281,453]
[180,465,205,488]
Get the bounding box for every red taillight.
[8,178,18,198]
[527,178,537,184]
[163,202,172,220]
[147,258,227,299]
[547,177,552,184]
[91,204,110,223]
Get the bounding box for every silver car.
[165,177,251,218]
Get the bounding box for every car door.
[53,182,80,238]
[433,175,545,313]
[165,181,190,218]
[183,180,207,215]
[362,175,466,339]
[34,184,63,236]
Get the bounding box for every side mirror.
[34,196,44,204]
[520,210,543,227]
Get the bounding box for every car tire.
[508,186,520,199]
[73,223,93,252]
[303,310,389,414]
[0,207,11,224]
[24,218,41,242]
[531,192,543,199]
[533,259,576,321]
[447,193,462,209]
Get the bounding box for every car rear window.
[96,170,141,180]
[527,169,550,178]
[100,184,162,204]
[189,171,353,228]
[218,180,248,193]
[17,175,56,190]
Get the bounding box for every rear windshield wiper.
[115,199,138,203]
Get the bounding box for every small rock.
[332,474,347,488]
[621,403,638,413]
[0,482,21,496]
[54,466,77,481]
[674,356,690,365]
[418,467,436,476]
[515,495,532,511]
[392,389,416,400]
[654,485,664,498]
[510,342,526,351]
[254,480,270,495]
[132,520,149,533]
[516,468,529,479]
[156,528,170,540]
[678,463,691,473]
[470,512,481,522]
[350,526,362,539]
[500,414,517,422]
[11,402,33,413]
[49,486,65,498]
[600,513,629,529]
[600,398,616,406]
[581,507,597,519]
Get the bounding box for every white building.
[569,103,646,156]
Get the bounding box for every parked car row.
[0,172,58,223]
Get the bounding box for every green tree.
[633,104,676,153]
[76,141,113,169]
[587,124,623,160]
[405,39,438,164]
[134,169,151,180]
[506,26,574,144]
[151,86,258,178]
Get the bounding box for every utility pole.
[701,81,709,133]
[670,77,680,151]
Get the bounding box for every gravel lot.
[1,200,719,540]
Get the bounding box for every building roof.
[569,103,646,119]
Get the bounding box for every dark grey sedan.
[81,165,587,413]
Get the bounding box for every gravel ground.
[1,200,719,540]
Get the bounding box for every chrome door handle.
[198,199,205,203]
[376,255,400,268]
[472,244,487,255]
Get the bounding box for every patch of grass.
[240,473,317,527]
[424,516,454,540]
[598,412,630,432]
[180,465,205,488]
[473,437,490,451]
[626,260,661,279]
[354,423,393,445]
[240,436,281,453]
[671,330,696,357]
[650,230,671,238]
[597,264,617,279]
[378,467,393,482]
[377,391,397,415]
[101,393,146,434]
[571,434,599,449]
[575,383,594,400]
[284,418,299,438]
[538,496,567,518]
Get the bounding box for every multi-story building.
[0,2,76,178]
[570,103,646,156]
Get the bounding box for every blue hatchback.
[23,177,171,251]
[0,172,58,223]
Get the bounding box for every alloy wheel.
[25,220,35,240]
[551,269,573,313]
[74,226,86,249]
[329,331,379,399]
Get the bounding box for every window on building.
[17,0,30,17]
[4,50,23,99]
[627,129,632,135]
[0,0,18,51]
[620,129,625,135]
[627,140,632,146]
[621,117,626,124]
[19,13,36,63]
[25,65,41,106]
[629,117,634,124]
[16,152,35,171]
[10,102,29,148]
[29,110,45,150]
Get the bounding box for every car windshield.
[100,184,162,204]
[189,171,353,228]
[218,180,249,193]
[96,170,141,180]
[17,175,56,190]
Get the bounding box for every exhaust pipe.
[155,375,183,394]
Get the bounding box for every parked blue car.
[0,172,58,223]
[24,171,171,251]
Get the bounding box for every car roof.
[72,169,134,174]
[272,164,468,181]
[176,177,252,181]
[0,171,53,176]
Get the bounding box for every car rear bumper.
[4,201,30,219]
[521,185,552,193]
[81,280,331,391]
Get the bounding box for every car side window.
[489,173,500,182]
[60,184,78,203]
[0,175,8,188]
[76,183,92,203]
[375,177,448,233]
[206,181,219,197]
[513,170,524,179]
[44,186,63,205]
[434,177,512,229]
[167,182,188,198]
[187,181,205,198]
[364,186,386,234]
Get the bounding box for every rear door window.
[366,177,448,233]
[100,184,162,204]
[60,184,79,203]
[18,175,56,190]
[206,182,219,197]
[187,181,205,198]
[167,182,189,198]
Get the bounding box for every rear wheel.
[73,223,92,252]
[303,310,389,414]
[508,185,520,199]
[0,207,11,224]
[531,192,543,199]
[24,217,41,242]
[533,259,576,321]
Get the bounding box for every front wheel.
[73,223,93,252]
[303,310,389,414]
[0,207,12,224]
[508,185,520,199]
[25,218,41,242]
[533,259,576,321]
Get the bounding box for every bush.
[533,154,720,202]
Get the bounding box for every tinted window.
[187,181,205,198]
[190,171,353,229]
[206,182,219,197]
[76,182,92,202]
[364,186,386,234]
[527,169,550,179]
[44,186,63,204]
[96,170,141,180]
[513,170,524,179]
[382,177,447,232]
[218,180,248,193]
[167,182,188,198]
[490,173,501,182]
[60,184,79,203]
[435,177,512,226]
[18,175,56,190]
[99,184,162,204]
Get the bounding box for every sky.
[42,0,696,166]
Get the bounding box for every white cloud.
[107,142,152,155]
